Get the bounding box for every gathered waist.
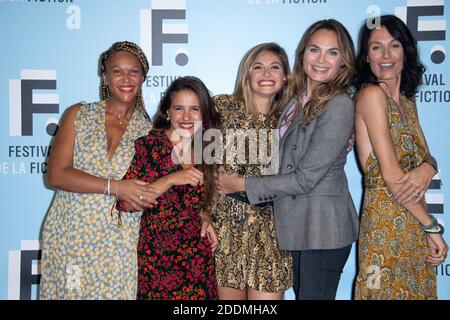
[364,176,388,189]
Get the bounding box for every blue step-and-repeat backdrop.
[0,0,449,300]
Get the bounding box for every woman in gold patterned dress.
[353,15,448,300]
[40,42,160,299]
[210,43,293,299]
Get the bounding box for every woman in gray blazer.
[217,19,359,300]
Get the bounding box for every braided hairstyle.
[99,41,150,119]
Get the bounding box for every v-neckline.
[103,101,135,163]
[385,94,409,125]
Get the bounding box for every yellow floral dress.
[40,101,150,299]
[210,95,293,292]
[354,94,437,300]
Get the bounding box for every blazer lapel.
[279,103,305,147]
[277,98,296,128]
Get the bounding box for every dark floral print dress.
[118,129,218,300]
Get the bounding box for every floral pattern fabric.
[354,94,437,300]
[40,101,150,299]
[119,129,218,300]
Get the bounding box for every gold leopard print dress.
[354,94,437,300]
[210,95,293,293]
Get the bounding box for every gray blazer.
[246,94,359,251]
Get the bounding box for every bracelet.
[107,178,111,195]
[423,154,438,174]
[114,180,120,198]
[421,216,445,235]
[103,178,109,195]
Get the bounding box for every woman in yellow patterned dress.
[210,43,293,300]
[353,15,448,300]
[40,42,159,299]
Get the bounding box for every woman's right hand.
[426,233,448,266]
[167,167,204,187]
[394,163,436,204]
[216,166,245,194]
[113,179,160,211]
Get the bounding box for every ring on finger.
[138,195,144,201]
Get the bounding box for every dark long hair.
[353,15,426,98]
[153,76,220,212]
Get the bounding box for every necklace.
[117,114,126,125]
[107,103,133,126]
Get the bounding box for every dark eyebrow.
[307,44,340,51]
[172,104,201,108]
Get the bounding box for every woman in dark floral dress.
[117,76,220,299]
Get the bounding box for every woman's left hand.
[216,166,245,194]
[426,233,448,266]
[394,162,436,204]
[200,214,218,253]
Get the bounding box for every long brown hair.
[153,76,220,213]
[234,42,292,117]
[290,19,355,123]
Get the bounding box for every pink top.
[279,93,308,138]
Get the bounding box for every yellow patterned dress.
[40,101,150,299]
[354,94,437,300]
[210,95,293,292]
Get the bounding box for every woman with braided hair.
[40,41,160,299]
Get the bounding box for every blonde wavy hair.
[234,42,292,117]
[290,19,355,124]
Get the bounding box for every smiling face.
[303,28,342,92]
[367,26,404,84]
[249,50,286,100]
[103,51,144,104]
[167,89,202,137]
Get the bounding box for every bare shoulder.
[64,103,83,118]
[355,84,385,102]
[354,85,386,113]
[57,103,84,128]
